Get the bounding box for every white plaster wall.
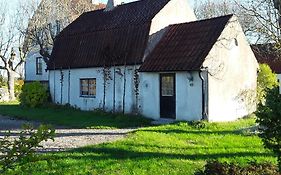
[139,73,160,120]
[176,72,202,121]
[149,0,196,35]
[49,67,203,120]
[278,74,281,94]
[49,66,138,113]
[25,50,49,82]
[139,72,202,121]
[203,16,258,122]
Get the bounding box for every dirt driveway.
[0,115,135,152]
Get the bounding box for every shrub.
[257,64,278,104]
[14,79,24,98]
[19,82,48,107]
[0,124,55,172]
[195,160,280,175]
[256,87,281,171]
[0,75,7,88]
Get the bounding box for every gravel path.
[0,115,136,152]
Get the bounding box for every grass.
[0,102,151,129]
[3,117,277,175]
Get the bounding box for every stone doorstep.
[151,118,176,125]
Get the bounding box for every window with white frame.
[80,78,96,97]
[36,57,43,75]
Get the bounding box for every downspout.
[199,68,209,120]
[53,63,56,103]
[68,67,70,104]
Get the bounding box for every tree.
[0,2,31,100]
[24,0,103,64]
[239,0,281,45]
[257,64,279,104]
[256,87,281,171]
[194,0,254,35]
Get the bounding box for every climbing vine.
[133,67,140,114]
[60,69,64,104]
[102,66,112,111]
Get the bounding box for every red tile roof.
[139,15,233,72]
[48,0,171,70]
[251,44,281,74]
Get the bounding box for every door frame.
[159,73,176,119]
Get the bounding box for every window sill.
[80,95,96,98]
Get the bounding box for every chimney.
[105,0,122,11]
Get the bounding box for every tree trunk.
[7,71,15,101]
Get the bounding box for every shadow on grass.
[43,146,274,163]
[0,104,152,129]
[0,131,130,137]
[139,129,251,136]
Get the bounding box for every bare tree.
[239,0,281,46]
[24,0,104,64]
[0,2,31,100]
[194,0,255,40]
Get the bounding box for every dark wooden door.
[160,74,176,119]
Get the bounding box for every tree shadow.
[138,129,252,136]
[42,146,274,163]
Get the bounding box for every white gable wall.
[25,50,48,82]
[203,16,258,122]
[149,0,196,35]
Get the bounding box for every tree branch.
[0,65,6,70]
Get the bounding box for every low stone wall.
[0,88,9,102]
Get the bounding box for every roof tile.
[139,15,233,72]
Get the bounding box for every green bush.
[257,64,278,104]
[0,75,7,88]
[14,79,24,98]
[19,82,48,107]
[196,160,280,175]
[0,124,55,172]
[256,87,281,171]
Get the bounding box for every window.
[36,57,43,75]
[80,78,96,97]
[161,75,174,97]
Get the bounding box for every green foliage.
[257,64,279,104]
[0,124,55,172]
[256,87,281,171]
[195,160,280,175]
[19,82,48,107]
[0,75,7,88]
[188,120,206,129]
[14,79,24,98]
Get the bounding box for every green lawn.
[4,117,277,175]
[0,102,151,129]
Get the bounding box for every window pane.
[162,76,174,96]
[81,79,89,95]
[89,79,96,96]
[36,57,43,75]
[80,79,96,97]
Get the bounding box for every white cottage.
[48,0,258,122]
